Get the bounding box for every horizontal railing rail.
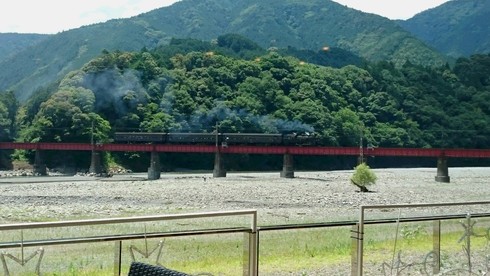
[0,209,257,231]
[259,212,490,231]
[0,227,252,249]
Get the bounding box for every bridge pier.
[33,150,47,176]
[435,156,450,183]
[213,151,226,177]
[89,151,103,174]
[147,151,161,180]
[280,153,294,178]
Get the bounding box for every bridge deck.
[1,142,490,158]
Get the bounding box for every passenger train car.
[114,132,319,146]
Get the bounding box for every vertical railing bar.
[249,210,258,276]
[256,231,260,276]
[114,240,122,276]
[433,220,441,274]
[350,223,359,276]
[242,232,249,276]
[466,214,472,274]
[358,206,365,276]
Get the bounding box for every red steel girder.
[367,147,441,157]
[367,147,490,158]
[0,142,93,151]
[1,142,490,158]
[443,149,490,158]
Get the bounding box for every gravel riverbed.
[1,167,490,275]
[1,167,489,224]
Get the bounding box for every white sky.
[0,0,451,34]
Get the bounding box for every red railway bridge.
[1,142,490,182]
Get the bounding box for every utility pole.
[215,122,219,148]
[359,127,364,165]
[91,121,94,147]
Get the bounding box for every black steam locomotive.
[114,132,319,146]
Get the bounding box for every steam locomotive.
[113,132,319,146]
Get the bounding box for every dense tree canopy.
[3,39,489,169]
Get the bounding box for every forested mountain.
[0,0,446,101]
[0,33,49,63]
[3,35,487,169]
[399,0,490,58]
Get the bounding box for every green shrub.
[350,163,377,192]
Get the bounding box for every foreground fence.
[1,202,490,275]
[354,201,490,275]
[0,210,258,276]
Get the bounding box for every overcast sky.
[0,0,451,34]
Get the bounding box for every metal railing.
[354,201,490,276]
[2,202,490,275]
[0,210,258,276]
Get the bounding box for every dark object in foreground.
[127,262,191,276]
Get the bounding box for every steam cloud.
[81,68,314,134]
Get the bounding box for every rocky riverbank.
[1,167,489,224]
[1,167,490,275]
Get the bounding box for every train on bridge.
[113,132,320,146]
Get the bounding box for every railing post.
[244,211,258,276]
[357,207,365,276]
[114,240,122,276]
[351,223,360,276]
[243,231,258,276]
[432,220,441,274]
[465,214,472,274]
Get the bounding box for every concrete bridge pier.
[147,151,161,180]
[33,150,47,176]
[89,150,103,174]
[213,151,226,177]
[435,156,450,183]
[280,153,294,178]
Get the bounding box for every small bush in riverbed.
[351,162,377,192]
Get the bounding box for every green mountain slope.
[143,0,445,64]
[0,0,446,100]
[0,33,49,62]
[399,0,490,57]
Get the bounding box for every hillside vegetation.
[399,0,490,58]
[1,36,488,170]
[0,0,447,101]
[0,33,48,63]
